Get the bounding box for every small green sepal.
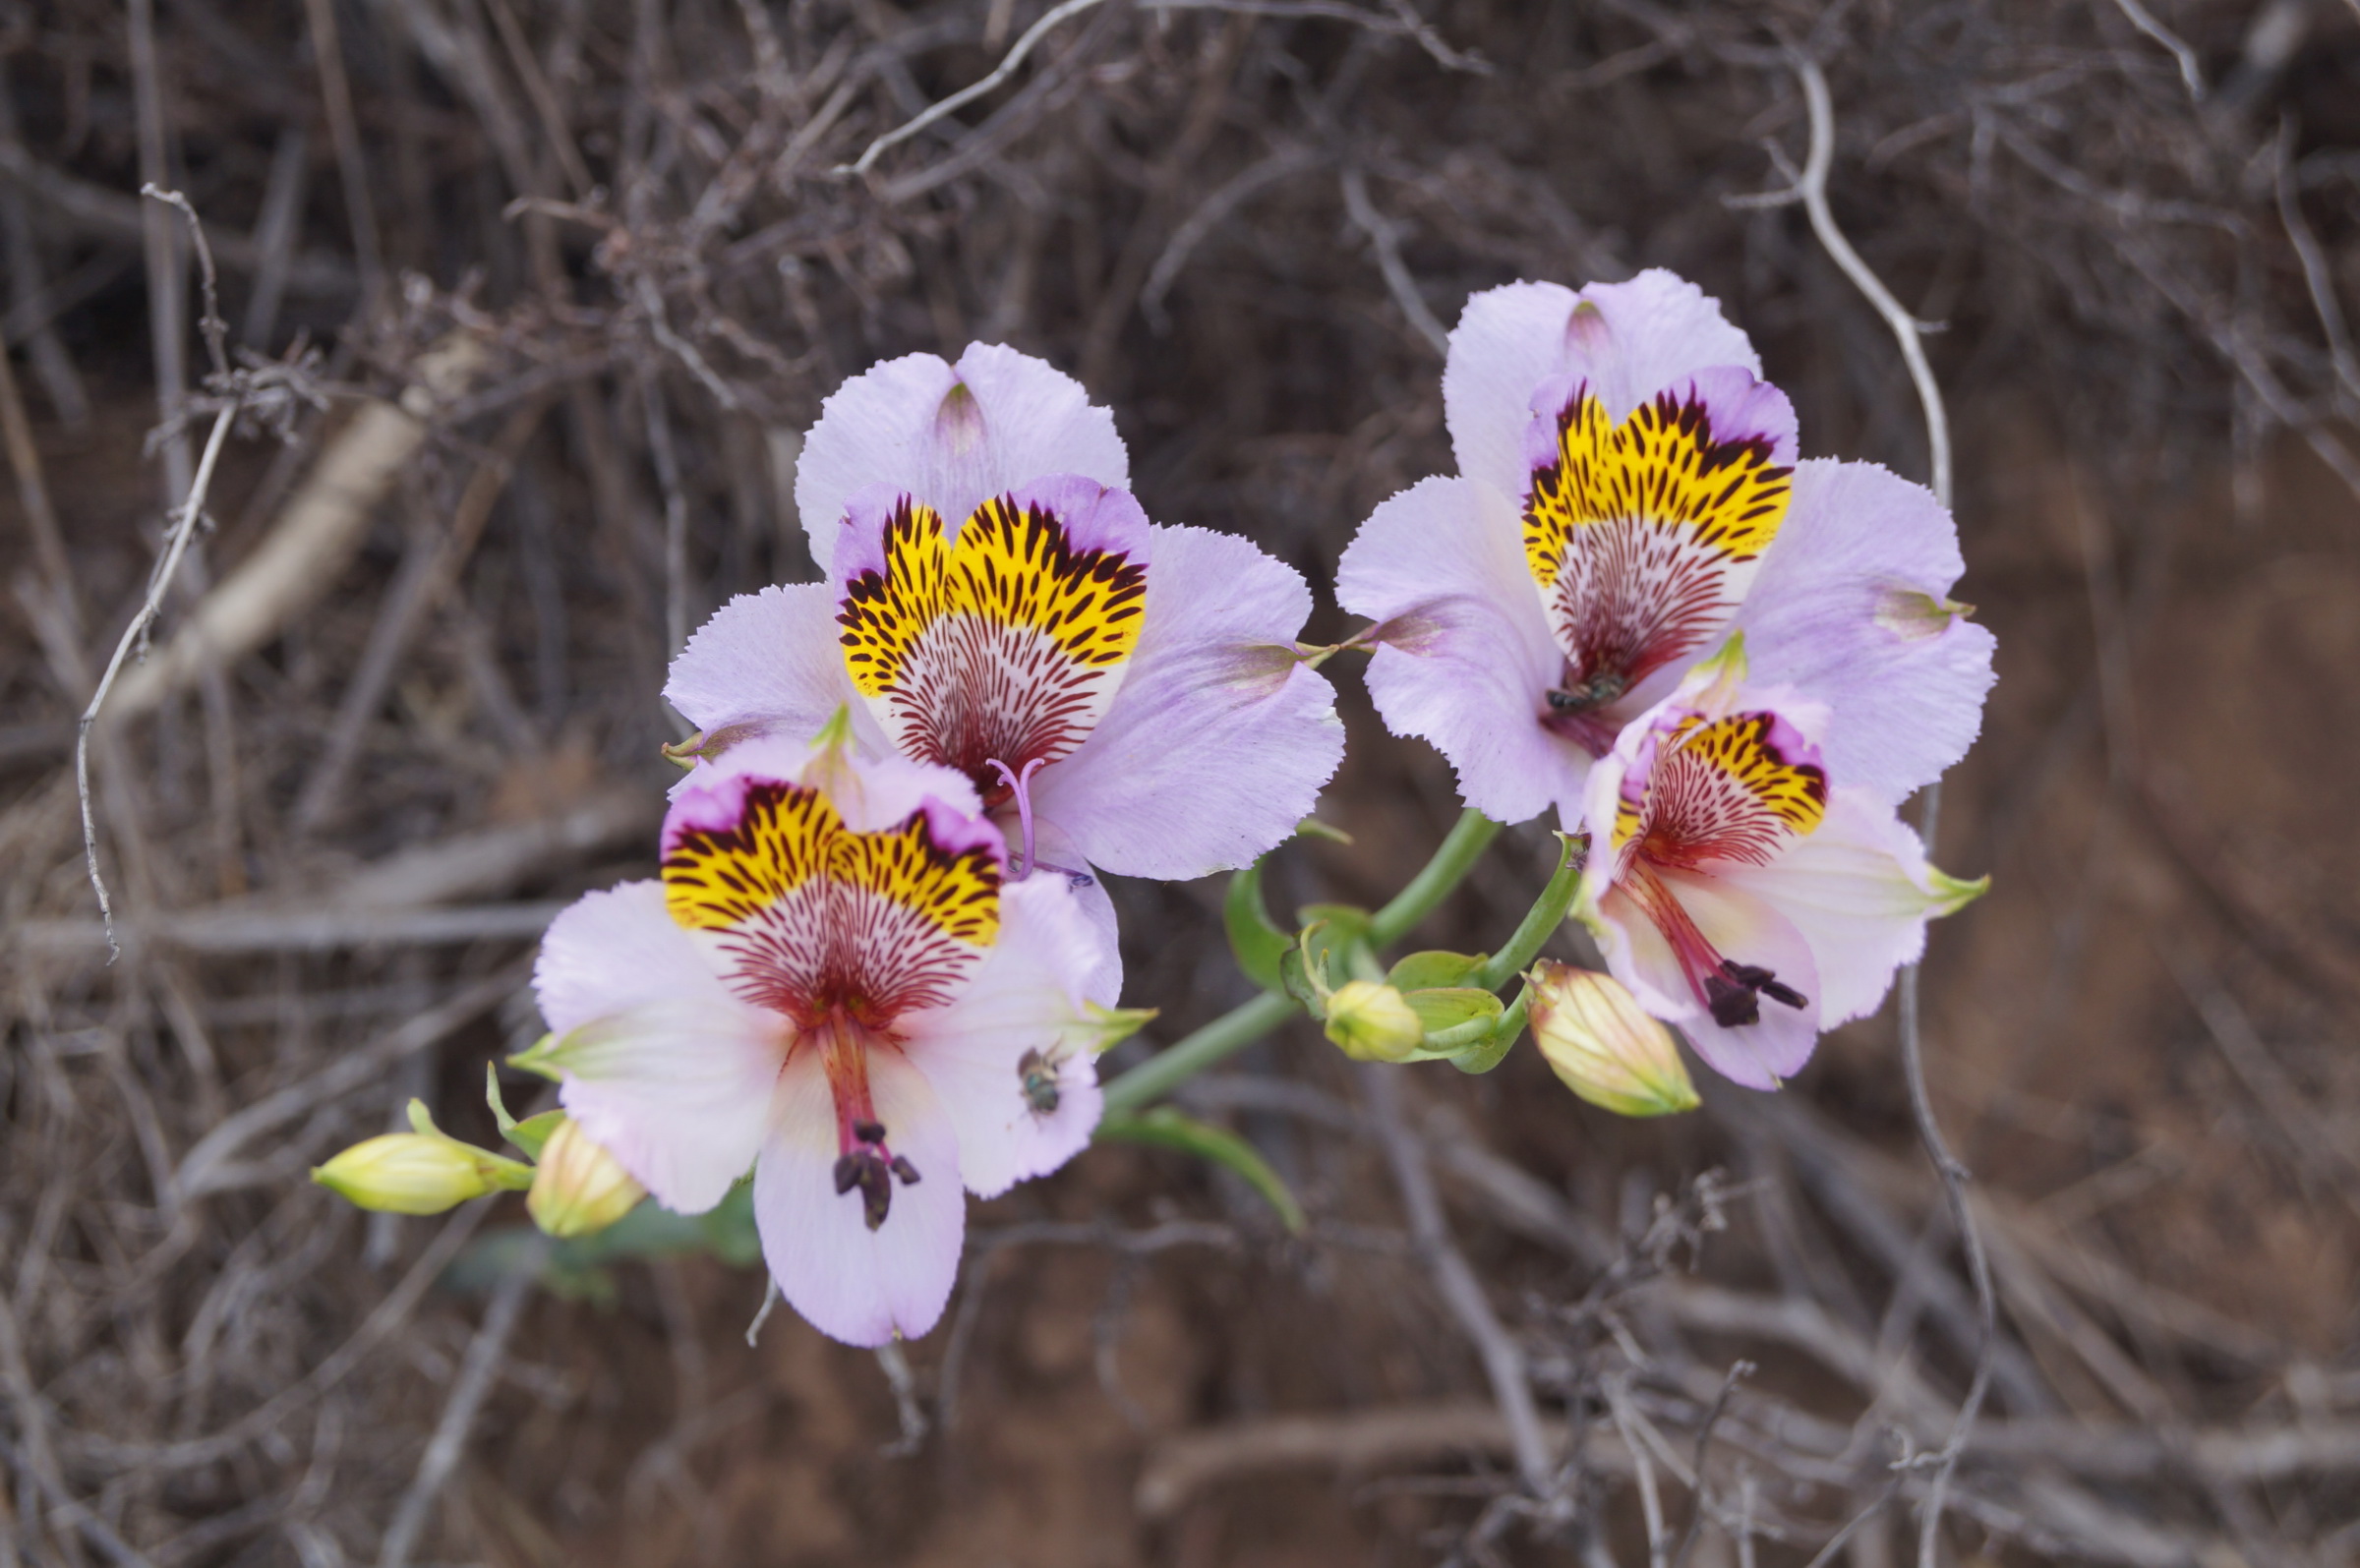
[509,1031,565,1081]
[486,1064,566,1159]
[1387,950,1487,992]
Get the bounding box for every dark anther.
[1710,960,1809,1027]
[852,1119,887,1145]
[890,1155,920,1185]
[856,1158,893,1230]
[832,1154,861,1195]
[1704,972,1760,1027]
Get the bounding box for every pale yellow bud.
[313,1133,500,1214]
[1527,961,1699,1118]
[1324,980,1425,1064]
[526,1119,646,1239]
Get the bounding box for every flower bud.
[1324,980,1425,1063]
[1527,961,1699,1117]
[526,1118,646,1239]
[313,1133,500,1214]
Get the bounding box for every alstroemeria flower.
[527,730,1107,1346]
[666,344,1344,980]
[1572,648,1984,1090]
[1336,270,1994,827]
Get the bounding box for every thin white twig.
[1606,1376,1669,1568]
[874,1343,929,1457]
[744,1276,781,1347]
[377,1233,546,1567]
[1340,167,1448,356]
[2272,123,2360,413]
[836,0,1113,177]
[1792,60,1951,507]
[1360,1066,1554,1494]
[2104,0,2206,100]
[1144,0,1488,73]
[78,400,239,960]
[1786,54,1993,1568]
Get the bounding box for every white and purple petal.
[1444,270,1762,498]
[795,344,1129,560]
[903,876,1104,1199]
[1733,459,1997,804]
[663,582,884,764]
[832,478,1152,785]
[534,882,783,1213]
[753,1046,966,1347]
[1713,787,1980,1026]
[1337,475,1588,827]
[1032,522,1344,878]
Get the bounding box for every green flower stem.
[1368,809,1503,948]
[1101,991,1299,1118]
[1449,986,1529,1075]
[1473,835,1581,992]
[1101,809,1504,1115]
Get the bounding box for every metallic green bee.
[1546,669,1629,714]
[1018,1048,1061,1116]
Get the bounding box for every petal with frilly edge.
[753,1045,966,1347]
[534,882,783,1213]
[1032,523,1343,879]
[1715,787,1984,1027]
[1588,872,1823,1091]
[1337,475,1588,827]
[664,583,885,760]
[795,344,1129,562]
[903,877,1104,1199]
[1733,459,1997,804]
[1444,271,1761,500]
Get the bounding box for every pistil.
[984,755,1094,888]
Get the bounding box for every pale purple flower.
[667,344,1344,988]
[527,731,1107,1346]
[1336,270,1994,828]
[1572,647,1984,1090]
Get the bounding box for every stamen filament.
[1622,860,1808,1028]
[816,1016,919,1230]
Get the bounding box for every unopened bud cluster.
[313,1094,645,1241]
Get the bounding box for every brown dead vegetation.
[3,0,2360,1563]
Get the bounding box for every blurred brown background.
[4,0,2360,1562]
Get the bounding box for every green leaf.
[1096,1108,1307,1234]
[1223,860,1291,993]
[1404,986,1504,1036]
[485,1064,565,1159]
[1387,950,1487,992]
[1293,816,1354,845]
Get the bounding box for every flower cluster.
[1339,272,1992,1090]
[312,272,1994,1350]
[535,348,1337,1345]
